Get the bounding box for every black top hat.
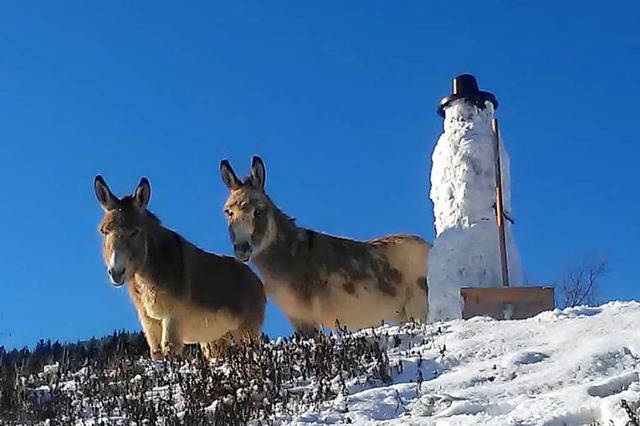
[436,74,498,117]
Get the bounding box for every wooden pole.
[492,118,510,287]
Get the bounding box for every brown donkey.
[219,156,431,336]
[93,175,266,360]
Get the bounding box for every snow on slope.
[22,301,640,425]
[290,301,640,425]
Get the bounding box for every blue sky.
[1,0,638,349]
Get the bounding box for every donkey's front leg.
[135,309,164,360]
[288,317,320,339]
[161,317,184,359]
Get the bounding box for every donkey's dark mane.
[275,206,296,225]
[142,209,162,226]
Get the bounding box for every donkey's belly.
[317,287,404,330]
[176,308,240,344]
[271,281,404,330]
[270,285,312,320]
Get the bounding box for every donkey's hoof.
[162,345,174,357]
[150,348,164,361]
[162,343,181,359]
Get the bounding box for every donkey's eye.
[130,228,140,237]
[254,208,263,217]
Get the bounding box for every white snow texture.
[428,99,523,322]
[290,301,640,425]
[35,301,640,426]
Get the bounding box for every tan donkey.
[219,156,431,337]
[93,175,266,360]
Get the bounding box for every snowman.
[427,74,523,322]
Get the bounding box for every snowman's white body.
[427,99,523,322]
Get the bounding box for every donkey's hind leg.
[288,317,320,339]
[238,312,265,344]
[400,278,429,325]
[207,333,231,361]
[230,324,263,348]
[199,342,212,360]
[200,337,231,361]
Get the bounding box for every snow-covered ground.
[291,301,640,425]
[19,301,640,425]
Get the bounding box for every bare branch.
[555,255,610,309]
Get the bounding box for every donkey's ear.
[250,156,266,189]
[220,159,242,191]
[133,177,151,210]
[94,175,118,211]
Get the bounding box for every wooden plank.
[492,118,510,288]
[460,286,555,320]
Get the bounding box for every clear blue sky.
[1,1,638,349]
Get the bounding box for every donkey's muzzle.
[233,242,252,262]
[108,267,126,286]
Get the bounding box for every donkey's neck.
[252,210,304,277]
[134,226,185,293]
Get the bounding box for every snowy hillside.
[9,301,640,425]
[294,301,640,426]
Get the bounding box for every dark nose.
[233,242,252,261]
[108,267,126,285]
